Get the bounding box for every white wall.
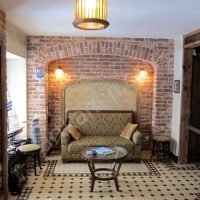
[171,36,183,156]
[7,57,27,139]
[6,21,27,139]
[6,21,27,58]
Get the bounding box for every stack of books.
[92,147,116,156]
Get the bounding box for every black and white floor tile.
[8,151,200,200]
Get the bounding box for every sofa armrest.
[132,130,142,144]
[61,128,71,145]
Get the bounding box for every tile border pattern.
[160,159,200,171]
[15,159,200,200]
[196,193,200,199]
[16,187,32,200]
[44,159,160,177]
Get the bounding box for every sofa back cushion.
[67,110,134,136]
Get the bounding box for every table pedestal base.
[86,160,122,192]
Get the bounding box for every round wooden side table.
[151,135,170,160]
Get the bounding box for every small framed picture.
[174,80,180,93]
[35,66,45,80]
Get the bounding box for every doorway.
[179,30,200,164]
[188,47,200,162]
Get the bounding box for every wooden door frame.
[179,29,200,163]
[0,40,8,199]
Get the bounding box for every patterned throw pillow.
[66,124,81,141]
[120,123,138,140]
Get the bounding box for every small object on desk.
[7,146,16,154]
[7,148,16,156]
[86,150,97,156]
[13,139,22,147]
[94,147,116,155]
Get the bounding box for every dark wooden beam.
[179,29,200,164]
[179,49,193,164]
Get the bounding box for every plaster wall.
[171,36,183,156]
[6,22,27,58]
[7,58,27,139]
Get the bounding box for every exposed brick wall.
[27,36,174,153]
[48,56,153,142]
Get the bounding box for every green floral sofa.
[61,110,142,163]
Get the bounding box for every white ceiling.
[0,0,200,38]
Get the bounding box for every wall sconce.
[55,66,64,77]
[136,68,148,83]
[139,68,147,78]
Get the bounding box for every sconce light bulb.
[139,69,147,78]
[55,67,64,77]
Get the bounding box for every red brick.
[27,36,174,151]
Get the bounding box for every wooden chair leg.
[168,142,170,161]
[37,151,42,169]
[156,142,160,160]
[33,152,37,176]
[151,140,155,160]
[163,142,165,159]
[24,154,27,170]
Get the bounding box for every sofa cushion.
[66,124,81,141]
[68,136,134,154]
[61,127,71,145]
[120,123,138,140]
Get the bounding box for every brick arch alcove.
[27,37,174,154]
[48,56,153,144]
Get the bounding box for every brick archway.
[27,37,174,154]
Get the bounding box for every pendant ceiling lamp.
[73,0,109,30]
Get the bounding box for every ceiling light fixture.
[73,0,109,30]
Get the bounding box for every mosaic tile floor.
[8,151,200,200]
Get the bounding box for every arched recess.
[47,55,154,142]
[27,38,174,154]
[60,79,139,126]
